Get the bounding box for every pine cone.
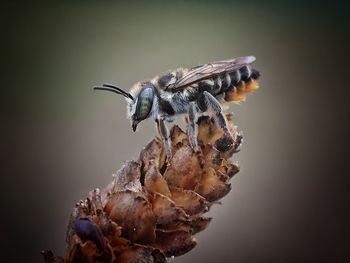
[43,114,242,263]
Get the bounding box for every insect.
[94,56,260,159]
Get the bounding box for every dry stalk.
[43,114,243,263]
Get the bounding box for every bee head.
[129,82,156,132]
[93,82,156,132]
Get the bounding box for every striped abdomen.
[223,65,260,102]
[196,65,260,102]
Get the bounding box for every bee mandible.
[94,56,260,160]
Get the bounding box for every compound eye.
[135,86,154,121]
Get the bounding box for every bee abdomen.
[239,65,251,81]
[229,70,241,85]
[220,73,231,92]
[224,67,260,102]
[250,68,260,79]
[218,70,238,93]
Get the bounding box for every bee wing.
[172,56,256,91]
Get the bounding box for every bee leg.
[188,102,200,152]
[202,91,234,146]
[156,118,172,160]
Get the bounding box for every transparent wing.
[172,56,256,91]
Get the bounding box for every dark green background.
[2,1,350,262]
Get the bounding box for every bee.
[94,56,260,159]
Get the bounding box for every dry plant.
[43,113,245,263]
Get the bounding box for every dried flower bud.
[44,114,242,262]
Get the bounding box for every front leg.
[156,118,172,160]
[188,102,200,152]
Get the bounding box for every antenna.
[93,83,134,100]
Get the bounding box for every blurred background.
[2,1,350,262]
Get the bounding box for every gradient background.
[2,1,350,262]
